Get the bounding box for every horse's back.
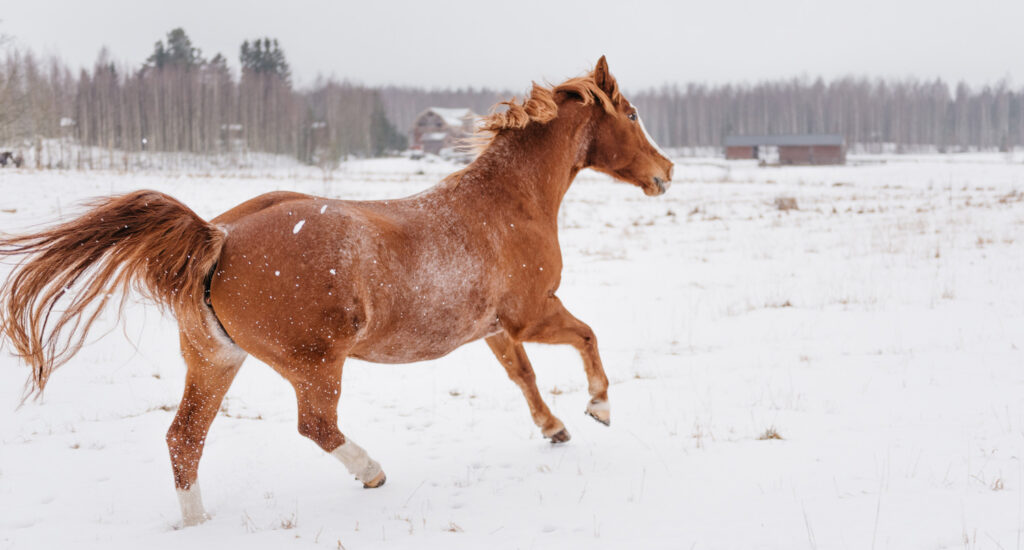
[212,191,313,226]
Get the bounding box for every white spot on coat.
[293,220,306,234]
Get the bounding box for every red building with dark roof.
[724,134,846,165]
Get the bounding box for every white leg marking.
[331,439,383,484]
[176,482,209,526]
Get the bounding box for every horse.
[0,56,673,526]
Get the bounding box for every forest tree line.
[630,78,1024,152]
[1,28,1023,169]
[0,29,406,168]
[371,78,1024,154]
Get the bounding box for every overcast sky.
[3,0,1021,92]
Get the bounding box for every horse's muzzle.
[653,176,671,194]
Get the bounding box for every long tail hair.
[0,190,226,398]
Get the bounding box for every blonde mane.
[471,73,622,151]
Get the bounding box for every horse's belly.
[350,305,500,363]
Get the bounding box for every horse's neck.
[461,110,588,221]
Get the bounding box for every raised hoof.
[363,471,387,489]
[547,428,571,444]
[586,409,611,426]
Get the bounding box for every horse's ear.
[593,55,617,97]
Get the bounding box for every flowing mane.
[474,74,623,149]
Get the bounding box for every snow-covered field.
[2,152,1024,549]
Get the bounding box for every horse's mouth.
[647,176,671,196]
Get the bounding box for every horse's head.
[477,56,674,195]
[581,56,674,196]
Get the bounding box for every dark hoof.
[363,472,386,489]
[547,428,571,444]
[586,410,611,426]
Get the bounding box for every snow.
[293,220,306,234]
[1,151,1024,548]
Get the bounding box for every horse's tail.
[0,190,226,398]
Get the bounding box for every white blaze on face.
[636,108,669,160]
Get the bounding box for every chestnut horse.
[0,56,673,526]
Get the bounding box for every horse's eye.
[627,112,638,122]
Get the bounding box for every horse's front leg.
[518,296,611,426]
[485,333,570,442]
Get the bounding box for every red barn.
[724,134,846,165]
[410,107,478,157]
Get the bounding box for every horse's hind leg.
[166,331,246,526]
[289,360,386,488]
[520,297,611,426]
[485,332,569,442]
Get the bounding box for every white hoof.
[363,471,387,489]
[181,512,210,527]
[586,400,611,426]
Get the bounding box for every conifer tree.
[369,98,407,155]
[145,28,204,71]
[239,38,290,83]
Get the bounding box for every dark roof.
[724,134,844,147]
